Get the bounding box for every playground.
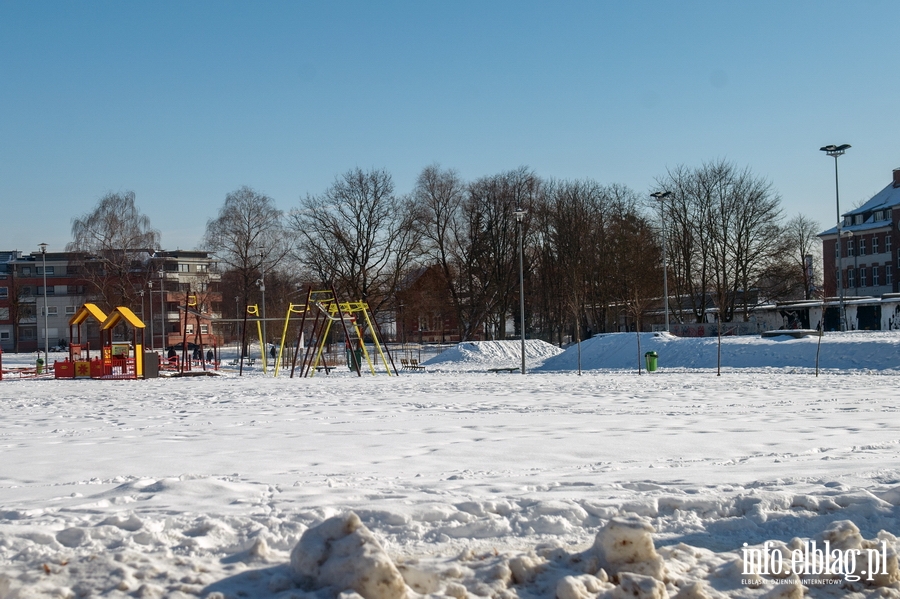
[0,287,406,381]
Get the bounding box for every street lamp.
[158,267,166,350]
[39,243,49,366]
[147,280,154,350]
[820,143,850,331]
[514,207,527,375]
[651,191,672,332]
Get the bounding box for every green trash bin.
[347,346,364,371]
[644,351,658,372]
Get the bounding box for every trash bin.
[346,346,363,371]
[143,351,159,379]
[644,351,658,372]
[36,357,44,375]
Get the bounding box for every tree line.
[64,159,821,343]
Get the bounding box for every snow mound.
[291,512,408,599]
[423,339,563,371]
[537,331,900,371]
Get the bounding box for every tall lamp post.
[820,143,850,331]
[147,280,154,350]
[39,243,49,366]
[651,191,672,332]
[158,268,166,350]
[514,207,527,374]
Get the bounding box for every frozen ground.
[1,333,900,598]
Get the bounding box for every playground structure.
[263,287,398,378]
[51,303,154,380]
[170,293,218,374]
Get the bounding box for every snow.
[1,332,900,598]
[537,331,900,372]
[422,340,563,371]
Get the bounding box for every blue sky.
[2,1,898,253]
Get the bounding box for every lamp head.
[820,144,851,157]
[39,243,47,254]
[651,191,672,201]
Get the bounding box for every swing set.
[274,286,398,377]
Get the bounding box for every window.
[66,265,78,275]
[200,324,208,334]
[0,287,6,299]
[855,214,864,225]
[0,331,9,340]
[0,308,8,321]
[887,265,893,285]
[196,264,208,272]
[185,323,194,334]
[36,286,54,295]
[21,266,31,275]
[21,286,32,296]
[65,306,76,315]
[848,240,855,257]
[888,209,894,222]
[67,285,85,295]
[178,263,190,272]
[845,217,852,227]
[41,306,58,317]
[876,210,884,221]
[848,268,855,288]
[873,266,880,286]
[888,235,893,253]
[835,242,840,258]
[873,236,880,254]
[45,266,54,275]
[859,268,867,287]
[859,238,866,256]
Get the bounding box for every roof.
[818,179,900,237]
[68,303,108,326]
[100,306,145,330]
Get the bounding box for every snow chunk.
[612,572,667,599]
[591,516,666,581]
[556,574,613,599]
[290,512,408,599]
[56,527,90,548]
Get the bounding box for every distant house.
[396,265,477,343]
[817,168,900,330]
[819,168,900,299]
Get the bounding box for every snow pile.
[422,339,563,371]
[291,512,408,599]
[537,331,900,371]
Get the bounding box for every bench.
[400,358,425,371]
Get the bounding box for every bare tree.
[657,160,782,323]
[754,213,821,303]
[781,214,821,300]
[412,165,468,334]
[67,191,160,311]
[290,168,420,313]
[202,186,288,312]
[461,167,539,339]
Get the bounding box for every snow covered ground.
[2,333,900,598]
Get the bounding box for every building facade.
[820,168,900,300]
[0,249,222,353]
